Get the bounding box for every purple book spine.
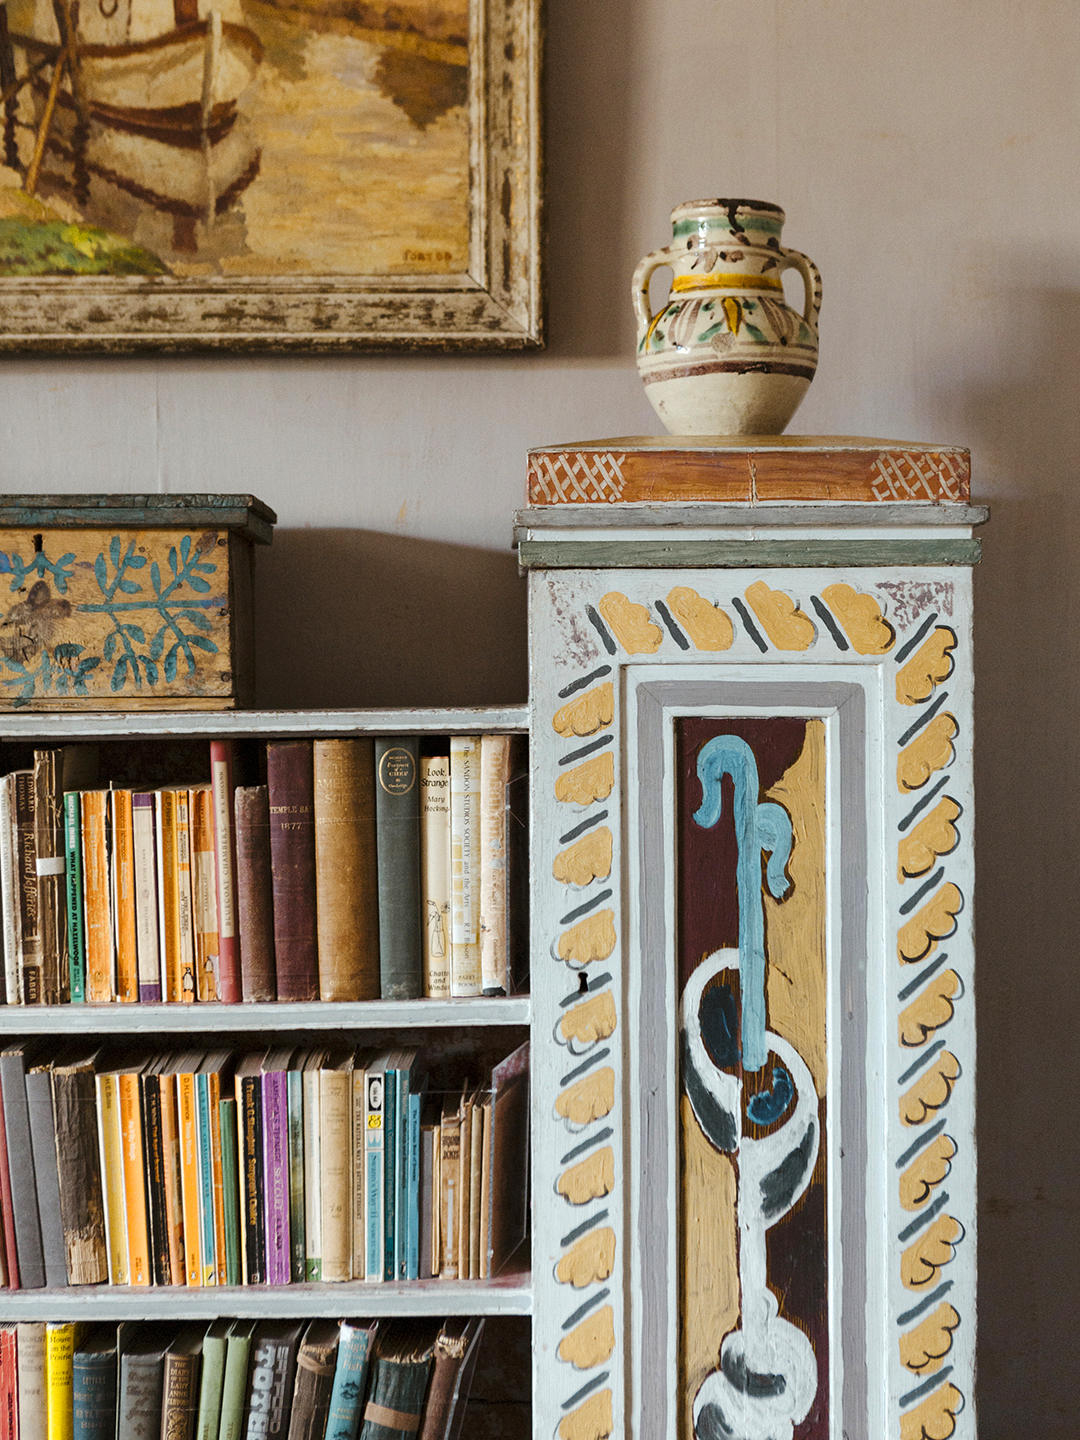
[262,1071,291,1284]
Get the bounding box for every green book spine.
[64,793,85,1004]
[374,739,422,1000]
[219,1101,240,1288]
[286,1072,305,1284]
[216,1326,253,1440]
[194,1324,228,1440]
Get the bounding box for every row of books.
[0,1040,528,1290]
[0,1315,483,1440]
[0,735,527,1007]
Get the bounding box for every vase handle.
[779,248,822,329]
[632,247,674,342]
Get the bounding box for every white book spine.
[0,780,20,1006]
[302,1069,322,1282]
[131,797,160,1000]
[449,737,482,997]
[479,734,512,995]
[419,756,451,999]
[15,1322,45,1440]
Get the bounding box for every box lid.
[0,494,277,545]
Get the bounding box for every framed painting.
[0,0,541,350]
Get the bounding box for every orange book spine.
[159,1073,186,1285]
[110,791,138,1004]
[209,1073,227,1286]
[191,789,220,1003]
[177,1072,202,1286]
[116,1073,150,1286]
[81,792,114,1004]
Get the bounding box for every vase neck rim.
[670,200,786,242]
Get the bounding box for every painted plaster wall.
[0,2,1073,1435]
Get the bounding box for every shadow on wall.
[251,530,528,710]
[955,287,1080,1438]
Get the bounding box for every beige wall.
[0,1,1072,1433]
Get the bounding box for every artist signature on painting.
[404,249,454,263]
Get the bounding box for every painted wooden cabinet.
[519,438,986,1440]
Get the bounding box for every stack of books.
[0,1314,484,1440]
[0,735,527,1007]
[0,1040,528,1290]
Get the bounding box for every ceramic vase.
[633,198,822,436]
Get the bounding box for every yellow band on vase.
[672,271,784,293]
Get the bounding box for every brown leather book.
[267,744,318,1002]
[416,1318,485,1440]
[32,751,65,1005]
[50,1047,107,1285]
[160,1326,204,1440]
[314,740,379,1002]
[284,1320,340,1440]
[234,786,276,1002]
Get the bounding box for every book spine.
[457,1099,471,1281]
[158,1073,185,1285]
[33,752,66,1007]
[349,1070,365,1282]
[285,1329,337,1440]
[178,1072,203,1287]
[0,781,20,1007]
[243,1333,296,1440]
[469,1096,484,1279]
[219,1100,240,1287]
[382,1070,397,1284]
[449,738,482,996]
[233,788,275,1003]
[323,1325,372,1440]
[419,756,451,999]
[51,1062,107,1285]
[72,1347,118,1440]
[95,1074,128,1286]
[0,1074,18,1288]
[0,1330,14,1440]
[217,1332,252,1440]
[419,1125,435,1280]
[160,1351,199,1440]
[63,793,84,1005]
[15,771,42,1005]
[131,796,161,1004]
[317,1070,350,1284]
[142,1074,171,1288]
[261,1074,290,1286]
[191,789,220,1003]
[479,735,512,995]
[3,1052,44,1288]
[285,1072,305,1284]
[406,1091,421,1281]
[439,1108,460,1279]
[313,739,379,1002]
[116,1075,150,1287]
[17,1322,46,1440]
[363,1073,384,1283]
[24,1070,67,1288]
[209,1076,228,1287]
[374,739,422,1000]
[238,1076,264,1286]
[174,792,195,1002]
[301,1071,321,1283]
[117,1351,165,1440]
[195,1074,217,1286]
[478,1098,492,1280]
[44,1322,77,1440]
[81,793,113,1005]
[156,792,178,1004]
[194,1334,225,1440]
[266,744,318,1002]
[210,741,241,1005]
[111,791,138,1004]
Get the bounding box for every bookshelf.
[0,704,532,1429]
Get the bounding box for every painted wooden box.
[518,439,986,1440]
[0,495,275,710]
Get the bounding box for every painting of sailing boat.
[0,0,541,346]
